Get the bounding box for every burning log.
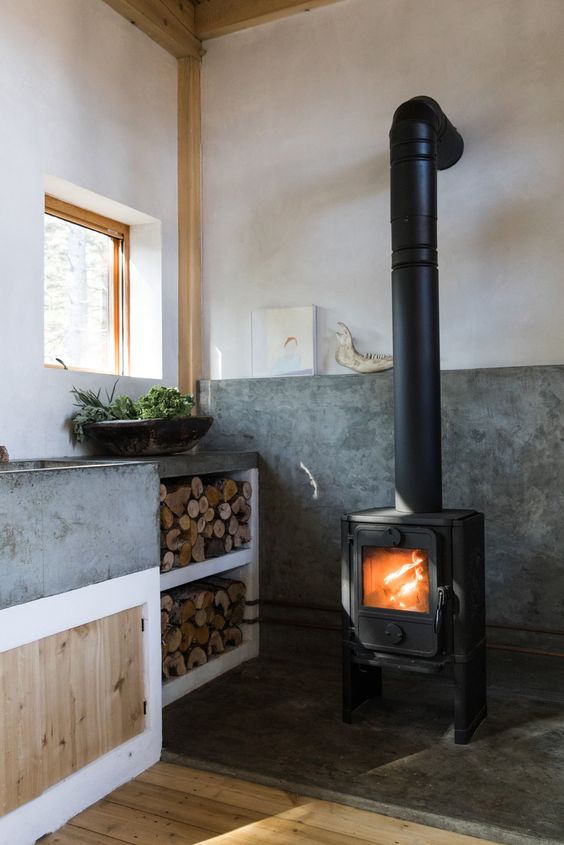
[363,548,430,613]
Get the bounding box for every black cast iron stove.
[341,97,487,744]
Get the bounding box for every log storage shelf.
[157,459,259,707]
[159,474,253,588]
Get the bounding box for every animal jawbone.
[335,322,393,373]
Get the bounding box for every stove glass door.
[362,546,430,614]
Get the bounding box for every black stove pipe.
[390,97,463,513]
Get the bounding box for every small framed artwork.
[252,306,316,377]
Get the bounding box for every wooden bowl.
[83,416,213,456]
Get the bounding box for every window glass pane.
[44,214,116,372]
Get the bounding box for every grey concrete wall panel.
[0,461,159,609]
[199,367,564,635]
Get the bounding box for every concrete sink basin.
[0,459,159,610]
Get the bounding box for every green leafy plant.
[136,386,193,420]
[71,382,194,442]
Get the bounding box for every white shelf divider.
[160,548,253,592]
[162,640,258,706]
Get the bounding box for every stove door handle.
[434,586,446,635]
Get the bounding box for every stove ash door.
[353,526,442,657]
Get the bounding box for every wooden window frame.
[44,195,131,375]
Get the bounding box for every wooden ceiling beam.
[193,0,345,40]
[102,0,203,58]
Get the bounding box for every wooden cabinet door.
[0,607,145,816]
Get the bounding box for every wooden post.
[178,56,202,397]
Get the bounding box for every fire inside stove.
[362,547,430,613]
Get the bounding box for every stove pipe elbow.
[391,96,463,170]
[390,97,463,514]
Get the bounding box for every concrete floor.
[163,649,564,845]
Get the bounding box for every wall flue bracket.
[390,97,463,514]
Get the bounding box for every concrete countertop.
[64,450,259,478]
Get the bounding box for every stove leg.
[453,642,487,744]
[343,647,382,723]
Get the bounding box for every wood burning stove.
[342,508,486,743]
[342,97,487,744]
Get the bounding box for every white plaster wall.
[0,0,178,458]
[201,0,564,379]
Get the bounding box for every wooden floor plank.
[68,799,214,844]
[282,800,502,845]
[140,765,500,845]
[44,825,125,844]
[138,761,307,815]
[109,779,266,832]
[47,761,503,845]
[191,815,391,845]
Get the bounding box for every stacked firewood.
[161,578,246,678]
[160,476,252,572]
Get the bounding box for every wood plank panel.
[194,0,345,40]
[159,0,196,34]
[102,0,202,57]
[178,56,203,396]
[0,608,145,817]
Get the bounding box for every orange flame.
[363,547,429,613]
